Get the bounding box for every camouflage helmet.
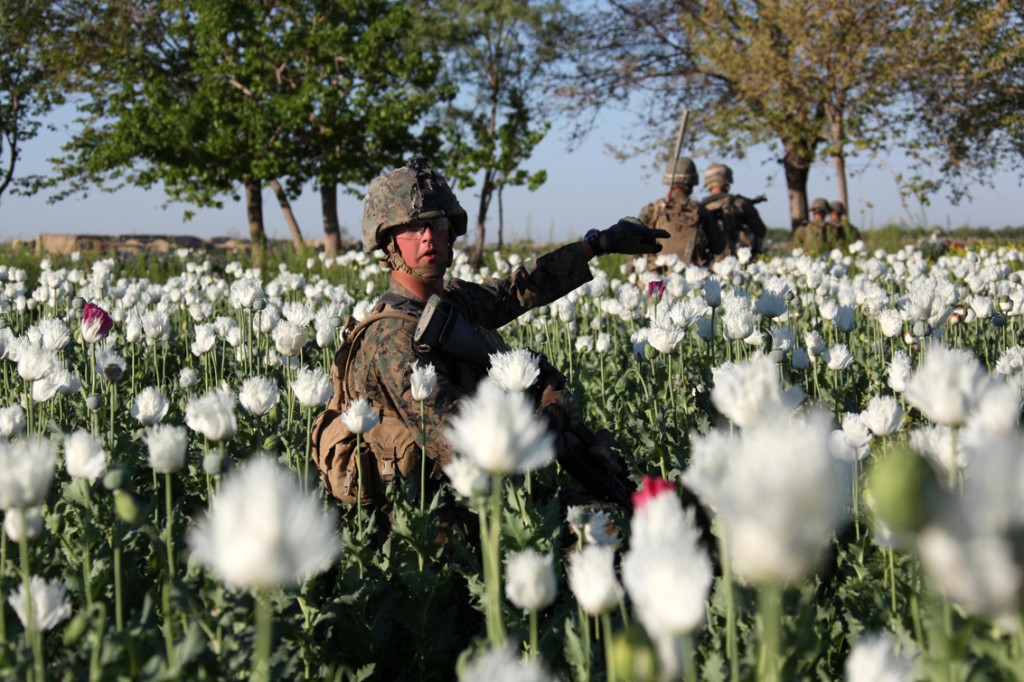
[703,163,733,190]
[663,156,698,187]
[360,156,467,253]
[810,197,829,214]
[829,200,847,216]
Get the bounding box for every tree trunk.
[828,107,849,212]
[497,183,505,249]
[320,182,341,259]
[833,154,849,213]
[781,144,813,230]
[471,168,494,270]
[268,178,304,254]
[243,175,267,267]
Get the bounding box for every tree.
[424,0,564,265]
[41,0,449,259]
[0,0,58,206]
[898,0,1024,202]
[563,0,913,228]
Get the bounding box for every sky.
[1,105,1022,246]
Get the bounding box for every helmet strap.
[383,239,449,283]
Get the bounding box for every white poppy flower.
[188,457,343,590]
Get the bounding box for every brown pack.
[310,309,422,506]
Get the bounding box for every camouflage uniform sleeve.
[347,316,460,467]
[447,241,594,329]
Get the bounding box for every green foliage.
[31,0,452,247]
[0,0,60,202]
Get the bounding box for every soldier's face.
[393,218,451,269]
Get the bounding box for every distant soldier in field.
[791,197,830,255]
[638,157,723,266]
[828,200,861,246]
[699,163,767,259]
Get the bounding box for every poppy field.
[0,239,1022,681]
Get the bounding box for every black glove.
[599,217,669,255]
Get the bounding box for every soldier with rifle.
[638,110,725,267]
[700,163,768,259]
[313,156,668,512]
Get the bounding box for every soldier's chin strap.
[383,239,452,284]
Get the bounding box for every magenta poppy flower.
[647,280,666,298]
[632,475,675,510]
[82,303,113,343]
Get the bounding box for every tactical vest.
[648,196,706,265]
[309,306,417,506]
[310,292,506,506]
[701,193,753,256]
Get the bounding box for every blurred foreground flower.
[505,549,557,613]
[904,345,991,426]
[188,457,342,589]
[446,379,554,475]
[569,545,622,616]
[3,506,42,542]
[0,437,57,510]
[8,576,72,632]
[64,430,108,482]
[0,405,26,439]
[460,644,555,682]
[711,355,803,429]
[844,632,915,682]
[144,424,188,473]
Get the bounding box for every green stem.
[758,585,782,682]
[113,526,123,632]
[485,474,506,645]
[165,474,174,578]
[888,548,897,613]
[720,532,740,682]
[530,610,538,659]
[355,434,363,544]
[602,613,616,682]
[253,592,272,682]
[0,529,6,646]
[683,634,698,682]
[19,515,42,682]
[419,401,426,513]
[852,458,861,541]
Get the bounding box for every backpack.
[649,196,707,264]
[310,308,421,506]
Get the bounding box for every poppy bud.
[114,490,143,525]
[63,612,89,647]
[103,467,130,492]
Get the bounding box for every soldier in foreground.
[312,157,667,511]
[638,157,724,266]
[790,197,830,255]
[699,163,767,258]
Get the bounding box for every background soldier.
[791,197,830,255]
[321,156,668,510]
[699,163,767,258]
[638,157,722,266]
[828,200,861,245]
